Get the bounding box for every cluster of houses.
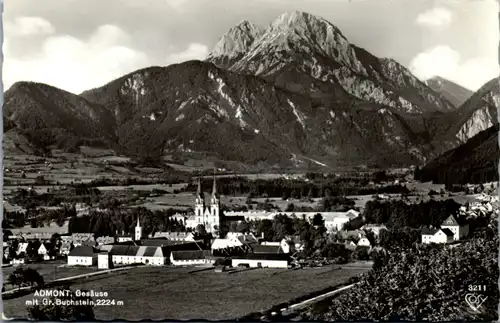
[65,219,293,269]
[354,214,470,246]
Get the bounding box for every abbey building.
[185,176,222,236]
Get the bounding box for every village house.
[96,236,115,245]
[231,253,290,269]
[356,237,371,247]
[98,244,167,266]
[98,252,113,269]
[16,242,29,256]
[151,232,196,241]
[71,233,96,247]
[60,241,73,255]
[67,246,98,266]
[440,215,469,241]
[38,242,56,260]
[260,239,291,254]
[421,227,454,244]
[211,237,244,251]
[170,250,214,266]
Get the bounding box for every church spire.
[212,169,217,196]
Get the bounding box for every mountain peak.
[270,11,343,35]
[207,20,264,62]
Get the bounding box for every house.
[116,235,133,243]
[361,224,388,237]
[17,242,28,255]
[440,215,469,241]
[357,237,371,247]
[211,238,244,251]
[60,241,73,256]
[99,245,167,266]
[38,243,53,256]
[67,246,98,266]
[250,244,287,254]
[11,258,25,265]
[151,232,195,241]
[231,253,290,269]
[98,252,113,269]
[260,239,291,254]
[96,236,115,245]
[170,250,214,266]
[421,227,454,244]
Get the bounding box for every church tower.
[209,171,221,233]
[135,216,142,241]
[194,178,205,220]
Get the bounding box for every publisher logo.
[465,293,488,312]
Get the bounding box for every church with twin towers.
[191,175,222,235]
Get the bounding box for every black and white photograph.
[1,0,499,321]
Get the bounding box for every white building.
[170,250,214,266]
[440,215,469,241]
[357,237,371,247]
[98,252,113,269]
[116,236,133,243]
[99,245,167,266]
[17,242,28,255]
[186,177,221,235]
[211,237,244,251]
[67,246,98,266]
[421,228,454,244]
[151,232,195,241]
[231,254,290,269]
[260,239,291,254]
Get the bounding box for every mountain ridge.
[3,11,494,172]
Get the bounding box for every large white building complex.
[184,177,222,235]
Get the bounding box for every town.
[2,162,498,320]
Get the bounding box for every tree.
[27,288,95,320]
[23,268,44,288]
[236,220,251,233]
[8,268,24,290]
[196,224,207,235]
[306,236,499,321]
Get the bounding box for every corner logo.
[465,293,488,312]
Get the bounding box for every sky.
[2,0,499,94]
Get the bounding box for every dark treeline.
[9,187,102,210]
[68,207,186,237]
[363,199,462,229]
[186,177,409,198]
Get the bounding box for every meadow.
[3,263,370,320]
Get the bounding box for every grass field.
[3,263,370,320]
[3,261,98,290]
[9,222,69,235]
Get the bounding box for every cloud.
[4,16,56,37]
[409,45,499,91]
[4,24,149,94]
[166,43,209,65]
[415,7,453,28]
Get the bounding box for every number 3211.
[468,285,487,292]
